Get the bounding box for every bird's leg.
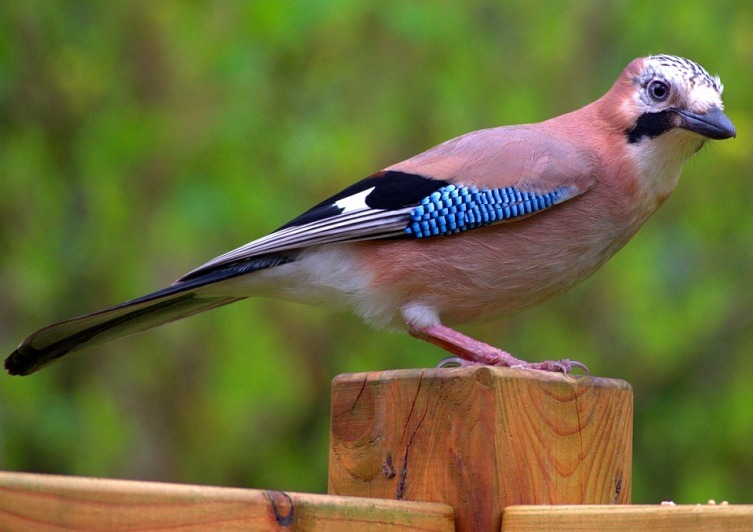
[409,324,526,365]
[408,323,589,374]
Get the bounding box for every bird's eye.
[647,80,670,102]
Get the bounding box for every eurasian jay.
[5,55,736,376]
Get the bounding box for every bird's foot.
[411,324,589,374]
[437,354,589,374]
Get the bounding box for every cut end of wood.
[332,365,631,389]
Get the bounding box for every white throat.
[628,129,706,208]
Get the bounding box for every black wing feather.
[279,171,449,229]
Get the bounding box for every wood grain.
[502,504,753,531]
[0,471,454,531]
[329,366,632,531]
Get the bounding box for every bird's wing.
[179,125,597,282]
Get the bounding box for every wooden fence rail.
[0,471,454,530]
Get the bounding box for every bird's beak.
[677,106,736,139]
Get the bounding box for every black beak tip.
[727,123,737,139]
[715,111,736,139]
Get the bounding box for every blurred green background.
[1,1,752,504]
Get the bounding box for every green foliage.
[1,0,752,502]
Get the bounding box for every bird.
[5,54,735,376]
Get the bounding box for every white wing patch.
[334,187,375,213]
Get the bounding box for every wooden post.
[328,366,632,531]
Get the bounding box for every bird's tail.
[5,280,245,376]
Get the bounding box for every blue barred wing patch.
[405,184,572,238]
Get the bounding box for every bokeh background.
[1,1,752,503]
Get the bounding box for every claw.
[568,360,591,375]
[436,356,468,368]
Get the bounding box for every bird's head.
[599,55,735,202]
[620,54,736,145]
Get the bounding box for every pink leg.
[409,323,589,374]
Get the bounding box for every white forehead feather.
[642,54,724,111]
[644,55,723,92]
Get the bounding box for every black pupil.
[651,82,667,99]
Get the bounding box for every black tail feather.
[5,284,243,376]
[4,253,299,376]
